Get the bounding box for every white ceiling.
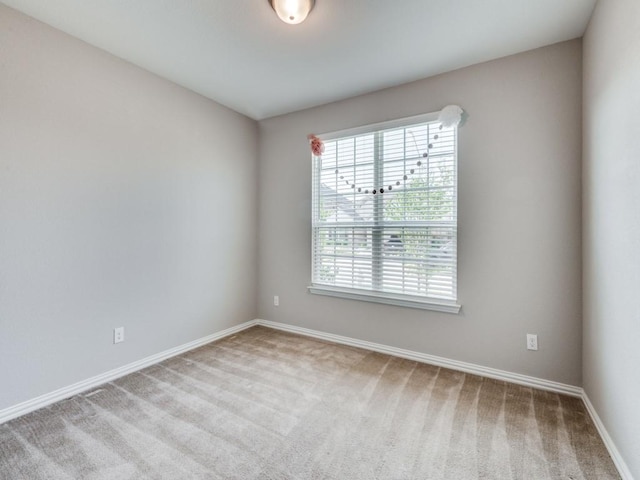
[2,0,596,120]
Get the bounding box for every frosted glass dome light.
[269,0,315,25]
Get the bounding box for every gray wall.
[0,5,258,410]
[258,40,583,386]
[0,2,590,419]
[583,0,640,477]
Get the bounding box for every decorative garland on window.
[308,105,464,195]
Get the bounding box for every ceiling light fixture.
[269,0,315,25]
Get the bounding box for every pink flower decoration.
[307,134,324,157]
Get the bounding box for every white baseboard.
[256,319,634,479]
[0,320,258,425]
[1,317,631,480]
[582,393,634,480]
[255,319,582,397]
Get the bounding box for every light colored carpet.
[0,326,619,479]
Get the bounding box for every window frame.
[308,112,461,314]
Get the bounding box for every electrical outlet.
[526,334,538,351]
[274,295,279,307]
[114,327,125,344]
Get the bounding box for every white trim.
[318,111,440,141]
[581,393,635,480]
[0,320,258,425]
[308,285,461,314]
[0,317,630,480]
[255,319,581,397]
[256,319,631,479]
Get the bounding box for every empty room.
[0,0,638,478]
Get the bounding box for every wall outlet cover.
[114,327,125,344]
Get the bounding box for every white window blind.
[311,113,458,311]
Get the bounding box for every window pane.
[380,227,456,299]
[314,227,373,290]
[312,114,458,302]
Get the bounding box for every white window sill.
[307,285,461,314]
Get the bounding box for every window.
[310,113,460,313]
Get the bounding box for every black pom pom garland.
[325,129,443,195]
